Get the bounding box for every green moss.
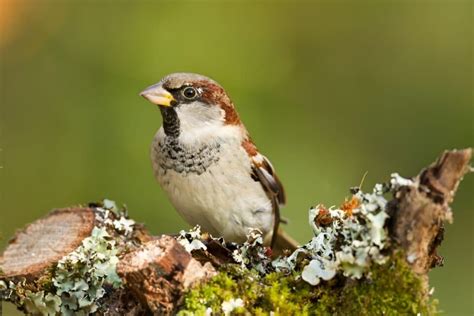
[178,268,317,316]
[335,252,438,316]
[179,253,437,315]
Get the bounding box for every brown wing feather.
[251,164,281,247]
[259,155,286,206]
[242,138,286,246]
[245,149,285,248]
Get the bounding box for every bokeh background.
[1,0,472,314]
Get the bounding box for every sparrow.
[140,73,296,249]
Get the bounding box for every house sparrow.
[140,73,296,249]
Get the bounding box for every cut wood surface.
[0,208,96,278]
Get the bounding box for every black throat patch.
[160,107,180,138]
[155,106,221,175]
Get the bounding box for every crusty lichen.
[22,290,61,316]
[179,253,437,315]
[52,226,122,314]
[280,182,390,285]
[1,200,136,315]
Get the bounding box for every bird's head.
[140,73,241,137]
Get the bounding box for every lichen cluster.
[274,182,390,285]
[177,225,209,253]
[1,200,135,316]
[179,180,394,284]
[177,175,438,315]
[231,229,272,274]
[52,226,122,314]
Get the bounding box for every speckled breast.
[153,137,221,175]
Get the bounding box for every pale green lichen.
[231,229,271,274]
[277,182,390,285]
[2,200,135,316]
[23,290,61,316]
[53,226,122,315]
[1,277,58,316]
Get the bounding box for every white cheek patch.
[176,101,224,129]
[175,102,235,145]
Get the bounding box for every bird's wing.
[242,138,286,247]
[251,153,286,206]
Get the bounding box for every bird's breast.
[154,136,221,175]
[150,132,273,242]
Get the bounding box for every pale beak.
[139,84,175,107]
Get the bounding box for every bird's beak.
[139,84,175,107]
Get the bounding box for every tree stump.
[1,208,96,280]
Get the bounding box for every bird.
[140,73,297,250]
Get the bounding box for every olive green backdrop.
[1,1,472,314]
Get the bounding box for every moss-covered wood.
[0,149,471,315]
[178,252,436,315]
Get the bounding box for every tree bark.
[117,236,216,315]
[388,149,472,274]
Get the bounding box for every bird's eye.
[182,87,197,100]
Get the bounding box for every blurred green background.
[1,0,472,314]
